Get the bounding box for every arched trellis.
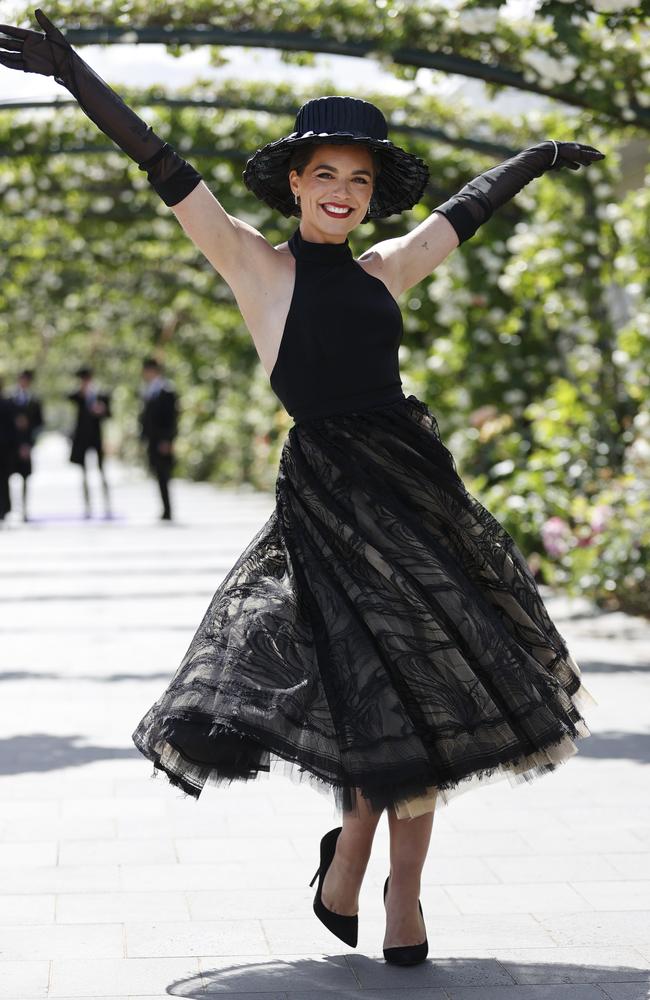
[0,96,520,160]
[22,23,649,131]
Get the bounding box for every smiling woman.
[0,10,603,967]
[288,145,376,230]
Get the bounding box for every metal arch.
[0,96,519,159]
[15,24,645,128]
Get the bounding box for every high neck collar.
[288,226,353,264]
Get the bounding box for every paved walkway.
[1,434,649,1000]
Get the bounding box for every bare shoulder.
[228,217,290,282]
[171,181,289,289]
[356,243,402,300]
[357,213,459,298]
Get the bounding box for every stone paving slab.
[444,882,593,914]
[536,912,650,947]
[125,919,270,957]
[48,957,202,997]
[0,961,50,999]
[0,922,125,960]
[56,890,192,923]
[287,991,449,1000]
[600,985,650,999]
[0,893,55,923]
[346,954,516,988]
[487,947,650,983]
[1,436,649,998]
[197,954,358,993]
[444,987,612,999]
[483,854,624,882]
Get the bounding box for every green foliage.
[6,0,650,127]
[0,22,648,614]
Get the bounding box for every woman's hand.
[0,10,276,304]
[0,9,202,206]
[0,9,73,80]
[0,9,164,164]
[546,141,605,172]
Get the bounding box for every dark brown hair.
[288,143,381,178]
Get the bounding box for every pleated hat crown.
[295,96,388,141]
[243,95,429,220]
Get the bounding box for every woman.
[1,11,602,965]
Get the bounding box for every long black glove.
[0,9,201,206]
[434,141,605,244]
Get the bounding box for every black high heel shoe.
[382,874,429,965]
[309,826,358,947]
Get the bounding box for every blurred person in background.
[139,357,178,522]
[0,377,17,523]
[9,368,44,522]
[68,366,112,519]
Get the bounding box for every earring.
[294,193,300,205]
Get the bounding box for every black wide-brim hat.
[243,96,429,219]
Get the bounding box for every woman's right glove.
[0,8,202,206]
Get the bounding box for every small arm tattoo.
[421,240,429,250]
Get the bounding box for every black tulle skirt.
[132,394,591,818]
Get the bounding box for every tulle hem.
[395,659,596,819]
[133,676,595,821]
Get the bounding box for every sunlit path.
[1,434,649,999]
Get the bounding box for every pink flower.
[590,504,613,534]
[541,516,572,557]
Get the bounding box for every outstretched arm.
[0,10,276,286]
[363,140,604,298]
[0,11,201,203]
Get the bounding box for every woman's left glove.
[434,140,605,244]
[0,8,201,206]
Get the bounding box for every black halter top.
[270,227,405,424]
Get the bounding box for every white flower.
[491,459,515,477]
[499,0,542,20]
[504,389,526,404]
[522,48,579,85]
[457,7,500,33]
[592,0,634,11]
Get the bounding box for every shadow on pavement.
[577,730,650,764]
[0,671,173,683]
[581,659,650,674]
[0,589,212,602]
[0,733,139,775]
[166,954,650,996]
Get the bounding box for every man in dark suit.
[10,369,44,522]
[140,358,178,521]
[68,366,112,518]
[0,378,17,523]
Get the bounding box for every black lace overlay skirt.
[132,394,591,818]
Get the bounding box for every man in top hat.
[139,358,178,521]
[68,366,112,518]
[10,368,44,522]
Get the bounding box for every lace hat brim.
[243,131,430,219]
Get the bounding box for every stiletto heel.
[310,826,358,947]
[382,874,428,965]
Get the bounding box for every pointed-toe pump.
[309,826,358,948]
[382,875,429,966]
